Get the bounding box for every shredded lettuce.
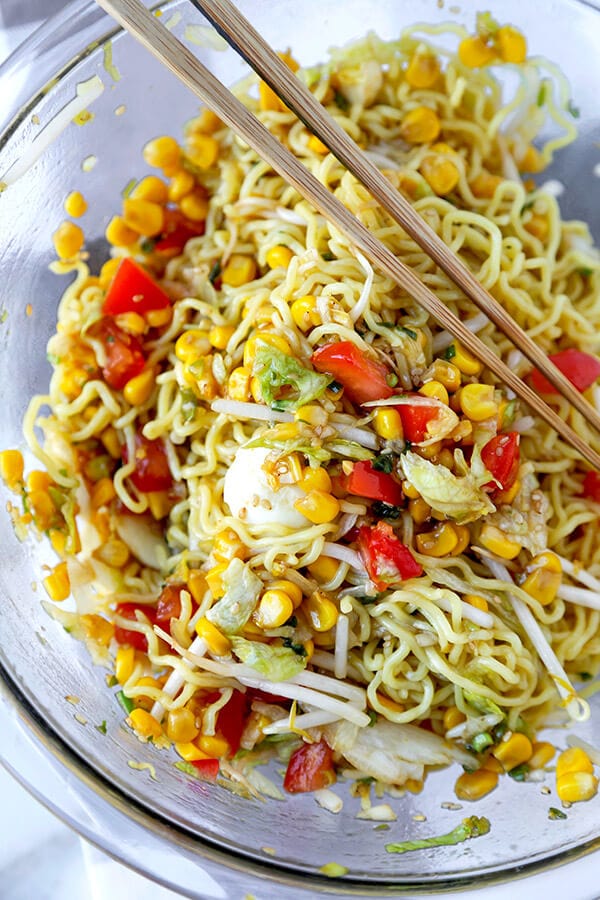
[463,690,505,720]
[326,439,374,461]
[231,636,307,681]
[206,559,263,634]
[401,450,495,525]
[246,423,330,467]
[386,816,490,855]
[252,341,329,411]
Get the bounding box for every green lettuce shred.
[206,559,263,634]
[252,341,329,411]
[386,816,490,855]
[401,450,495,525]
[231,636,307,681]
[463,691,504,720]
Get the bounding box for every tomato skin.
[583,471,600,503]
[91,318,146,390]
[396,402,439,443]
[481,432,520,493]
[155,583,187,626]
[153,211,206,254]
[103,258,171,316]
[123,431,173,492]
[216,689,250,757]
[114,602,156,652]
[530,349,600,394]
[357,521,423,591]
[346,460,404,506]
[283,739,336,793]
[190,758,219,780]
[311,341,394,405]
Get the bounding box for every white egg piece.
[223,446,309,528]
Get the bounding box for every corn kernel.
[130,175,169,204]
[114,311,147,336]
[53,221,84,259]
[451,342,483,376]
[405,52,440,89]
[175,741,209,762]
[197,734,230,758]
[250,376,263,403]
[427,359,462,392]
[556,747,594,779]
[455,769,498,801]
[205,563,228,599]
[175,329,211,364]
[193,108,222,133]
[494,478,520,505]
[451,524,471,556]
[416,521,459,557]
[373,408,404,441]
[460,383,498,421]
[469,171,502,199]
[187,570,208,604]
[243,332,291,367]
[409,497,431,524]
[208,325,235,351]
[0,449,24,489]
[123,368,155,406]
[99,257,122,290]
[418,380,449,405]
[266,245,294,269]
[186,134,219,169]
[496,25,527,64]
[43,561,70,602]
[308,556,340,583]
[518,144,544,174]
[481,754,504,774]
[80,613,114,646]
[122,198,165,237]
[443,706,466,732]
[529,741,556,770]
[295,404,328,427]
[166,707,199,743]
[128,708,162,740]
[254,589,294,628]
[227,366,251,401]
[458,35,496,68]
[479,524,522,560]
[269,580,303,609]
[146,307,173,328]
[294,489,340,524]
[64,190,87,218]
[195,616,232,656]
[464,594,489,612]
[115,645,136,684]
[402,479,420,500]
[522,551,562,606]
[290,295,321,331]
[299,466,332,494]
[212,529,248,563]
[97,537,130,568]
[168,169,196,203]
[101,427,122,460]
[399,106,441,144]
[222,254,257,287]
[259,51,299,110]
[143,136,181,169]
[303,590,339,632]
[307,134,328,154]
[49,529,67,556]
[420,155,459,196]
[492,732,533,771]
[556,771,598,804]
[524,214,549,242]
[179,190,209,222]
[437,448,455,469]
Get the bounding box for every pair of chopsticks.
[97,0,600,470]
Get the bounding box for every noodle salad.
[5,13,600,814]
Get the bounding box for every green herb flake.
[333,90,350,112]
[386,816,490,855]
[95,720,107,735]
[372,501,402,520]
[468,732,494,754]
[372,453,394,474]
[47,352,62,366]
[577,268,593,278]
[567,99,580,118]
[386,373,399,388]
[181,388,198,423]
[367,709,378,726]
[521,199,535,214]
[282,637,308,657]
[399,325,417,340]
[319,862,349,878]
[374,823,390,831]
[548,806,567,820]
[321,250,336,261]
[508,763,530,782]
[537,84,546,107]
[121,177,137,199]
[140,237,158,254]
[116,690,134,715]
[443,344,456,361]
[579,671,593,681]
[208,261,222,284]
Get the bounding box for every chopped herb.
[367,710,378,726]
[467,732,494,754]
[121,177,137,199]
[372,453,394,474]
[321,250,336,261]
[443,344,456,361]
[285,615,298,628]
[208,260,222,283]
[385,816,490,855]
[491,721,508,742]
[537,84,546,107]
[95,720,107,735]
[521,199,535,214]
[116,690,134,714]
[140,236,158,254]
[175,760,200,779]
[356,776,375,784]
[579,671,593,681]
[47,352,62,366]
[327,379,343,394]
[333,90,350,112]
[380,323,418,340]
[548,806,567,820]
[282,638,308,657]
[577,268,593,278]
[359,596,378,606]
[374,823,390,831]
[180,388,198,423]
[567,99,580,118]
[508,763,529,782]
[319,862,348,878]
[58,468,69,478]
[386,373,399,388]
[372,501,402,520]
[107,675,118,688]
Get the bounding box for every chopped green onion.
[548,806,567,820]
[116,690,134,714]
[386,816,490,855]
[443,344,456,361]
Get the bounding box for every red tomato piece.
[103,258,171,316]
[90,318,146,390]
[216,689,250,757]
[481,432,520,493]
[530,348,600,394]
[123,431,173,492]
[583,471,600,503]
[396,402,439,443]
[311,341,394,405]
[284,739,336,793]
[190,758,220,780]
[357,521,423,591]
[155,583,187,626]
[114,602,156,652]
[154,210,206,254]
[346,460,404,506]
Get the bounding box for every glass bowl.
[1,0,600,894]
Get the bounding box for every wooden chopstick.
[95,0,600,471]
[192,0,600,441]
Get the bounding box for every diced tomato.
[284,739,336,793]
[90,317,146,390]
[190,758,220,781]
[216,689,250,757]
[155,583,187,626]
[345,460,404,506]
[530,348,600,394]
[103,258,171,316]
[153,210,206,254]
[396,401,439,444]
[311,341,394,405]
[481,432,520,493]
[583,471,600,503]
[357,521,423,591]
[114,602,156,652]
[123,431,173,492]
